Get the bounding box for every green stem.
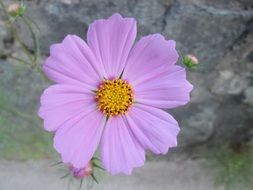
[0,0,47,81]
[9,55,30,65]
[21,15,41,68]
[0,0,35,66]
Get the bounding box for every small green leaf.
[93,163,105,171]
[91,173,99,184]
[51,161,63,167]
[79,179,83,190]
[60,172,70,179]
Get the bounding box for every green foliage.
[209,145,253,190]
[0,86,55,160]
[0,114,54,160]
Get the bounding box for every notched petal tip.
[48,34,80,55]
[188,82,194,92]
[110,12,123,19]
[88,13,136,29]
[108,162,144,176]
[109,12,137,23]
[168,39,176,48]
[87,12,137,78]
[37,109,43,121]
[127,105,180,155]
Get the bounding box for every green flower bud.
[7,2,26,20]
[182,54,199,69]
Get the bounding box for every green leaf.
[91,173,99,184]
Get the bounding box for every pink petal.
[43,35,102,89]
[123,34,179,84]
[100,116,145,175]
[54,110,106,169]
[38,84,96,132]
[87,13,136,79]
[134,66,193,109]
[125,104,180,154]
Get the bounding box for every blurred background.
[0,0,253,189]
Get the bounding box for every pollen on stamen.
[95,79,134,117]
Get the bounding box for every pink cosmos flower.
[38,13,193,175]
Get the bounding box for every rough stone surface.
[211,70,249,95]
[0,20,12,56]
[244,87,253,105]
[1,0,253,148]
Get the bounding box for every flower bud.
[69,161,93,179]
[186,54,199,65]
[182,54,199,69]
[7,2,26,18]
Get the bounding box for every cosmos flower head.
[38,13,193,175]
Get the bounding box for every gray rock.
[0,20,13,56]
[244,87,253,105]
[211,70,249,95]
[211,100,253,146]
[178,105,217,147]
[164,2,253,71]
[1,0,253,150]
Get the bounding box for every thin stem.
[61,172,70,179]
[0,0,35,66]
[0,0,48,82]
[24,14,41,33]
[21,15,40,68]
[9,55,30,65]
[79,179,83,190]
[50,161,63,167]
[11,23,34,62]
[0,0,6,10]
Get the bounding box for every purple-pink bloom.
[69,161,93,179]
[38,13,193,175]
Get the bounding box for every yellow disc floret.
[95,79,134,116]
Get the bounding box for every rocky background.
[0,0,253,189]
[2,0,253,149]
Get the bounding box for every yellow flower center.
[95,79,134,117]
